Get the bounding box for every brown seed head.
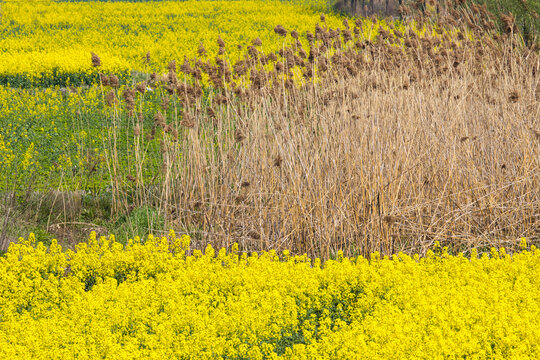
[198,42,207,57]
[122,88,136,111]
[91,52,101,67]
[181,113,195,128]
[234,60,247,76]
[273,154,283,167]
[342,29,352,42]
[252,37,262,46]
[181,57,193,74]
[274,25,287,37]
[315,23,323,39]
[399,5,410,16]
[234,129,245,143]
[108,74,119,88]
[160,140,167,154]
[215,94,227,105]
[217,36,225,48]
[154,111,166,126]
[501,14,516,34]
[383,215,398,225]
[509,90,519,103]
[105,90,117,107]
[135,82,147,94]
[235,195,247,203]
[100,74,109,86]
[248,46,259,58]
[291,30,299,40]
[378,28,390,40]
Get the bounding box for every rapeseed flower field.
[0,1,538,356]
[1,232,540,358]
[0,0,399,191]
[1,0,346,87]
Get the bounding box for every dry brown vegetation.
[92,11,540,259]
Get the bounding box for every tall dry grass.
[98,13,539,259]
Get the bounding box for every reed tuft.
[274,25,287,37]
[91,52,101,67]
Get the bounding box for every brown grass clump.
[99,10,539,259]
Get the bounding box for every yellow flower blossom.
[0,0,345,86]
[1,232,539,358]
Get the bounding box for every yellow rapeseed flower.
[1,232,539,358]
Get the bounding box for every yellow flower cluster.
[0,82,181,191]
[0,0,344,86]
[1,233,539,359]
[0,133,15,169]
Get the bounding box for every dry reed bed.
[101,14,539,259]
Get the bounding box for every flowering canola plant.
[0,86,109,190]
[0,0,345,86]
[0,75,183,190]
[1,232,539,359]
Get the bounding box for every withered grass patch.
[52,9,540,259]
